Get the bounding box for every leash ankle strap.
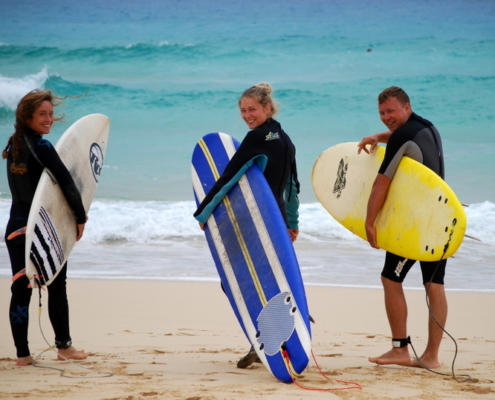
[392,336,411,348]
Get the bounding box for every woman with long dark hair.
[4,89,88,366]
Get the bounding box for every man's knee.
[424,282,446,296]
[381,275,402,287]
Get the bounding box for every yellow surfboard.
[312,142,466,261]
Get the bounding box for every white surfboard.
[25,114,110,288]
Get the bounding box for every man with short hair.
[357,86,447,369]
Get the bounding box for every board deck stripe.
[238,175,312,356]
[198,140,268,306]
[198,138,219,178]
[191,165,274,374]
[30,226,50,283]
[39,206,65,265]
[30,205,67,285]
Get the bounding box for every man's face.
[378,97,411,132]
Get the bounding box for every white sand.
[0,279,494,399]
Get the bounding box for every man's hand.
[365,223,379,249]
[357,131,392,154]
[357,134,379,154]
[365,174,391,249]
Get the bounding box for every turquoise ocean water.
[0,0,494,290]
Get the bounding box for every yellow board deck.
[312,142,466,261]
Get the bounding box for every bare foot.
[57,346,88,361]
[16,355,34,366]
[368,347,414,366]
[408,355,440,369]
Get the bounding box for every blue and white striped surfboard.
[191,132,312,383]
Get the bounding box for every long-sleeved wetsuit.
[194,118,300,229]
[5,129,86,357]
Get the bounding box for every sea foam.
[0,68,50,111]
[1,199,493,246]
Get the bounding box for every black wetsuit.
[194,118,300,229]
[6,129,86,357]
[379,113,447,284]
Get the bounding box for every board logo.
[265,131,280,141]
[10,162,28,175]
[89,143,104,183]
[333,158,348,198]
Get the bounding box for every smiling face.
[239,96,272,130]
[379,97,412,132]
[27,100,54,135]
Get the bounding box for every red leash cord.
[282,349,362,391]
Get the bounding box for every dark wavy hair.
[2,89,64,160]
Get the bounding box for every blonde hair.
[238,82,279,118]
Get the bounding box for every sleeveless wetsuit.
[379,113,447,284]
[194,118,300,229]
[6,129,86,357]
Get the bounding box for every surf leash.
[32,283,113,378]
[462,203,481,241]
[464,234,481,241]
[408,219,471,383]
[281,347,362,391]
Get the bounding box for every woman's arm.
[35,138,87,226]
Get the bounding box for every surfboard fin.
[7,226,27,240]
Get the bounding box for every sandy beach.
[0,278,494,399]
